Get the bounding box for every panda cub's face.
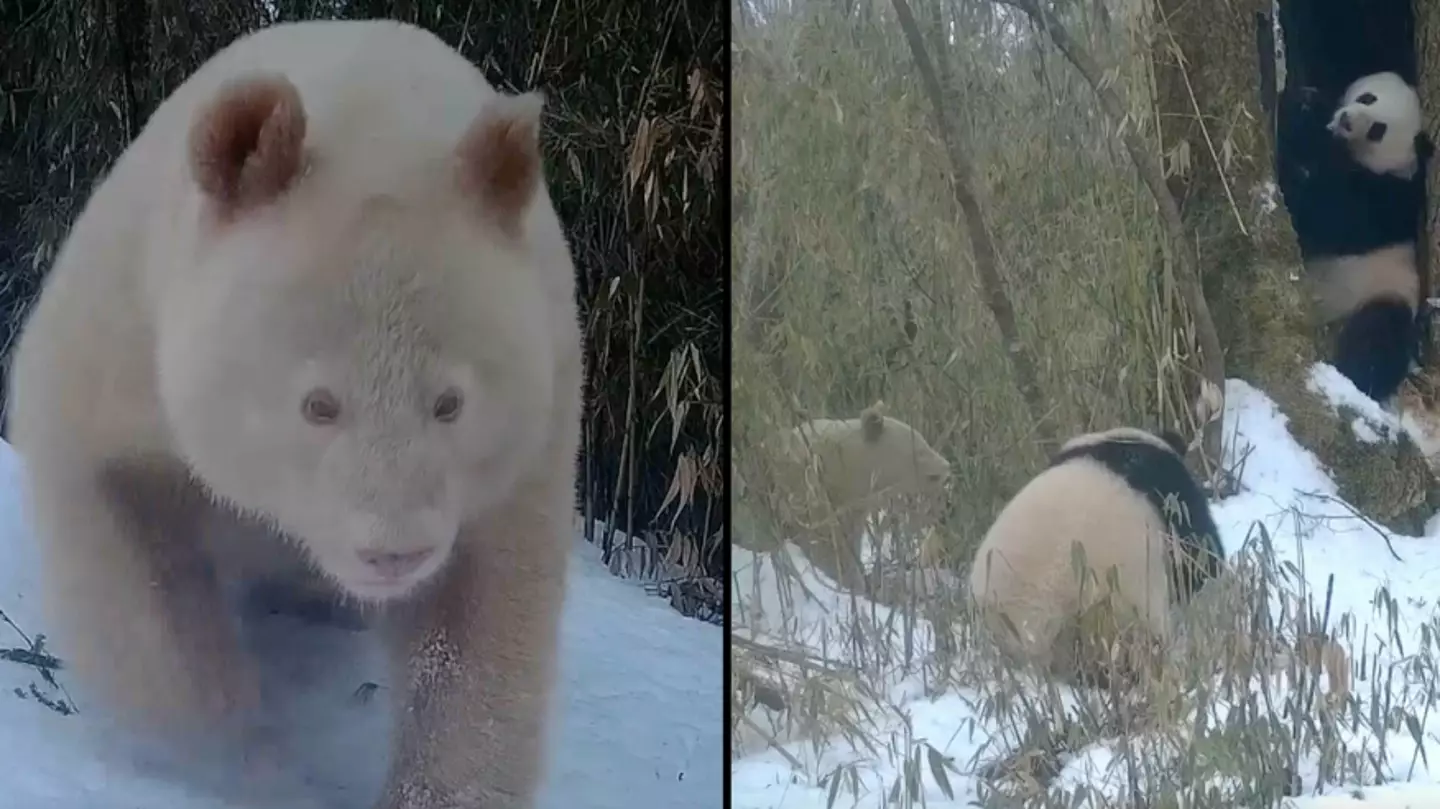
[1329,96,1387,144]
[1326,71,1425,179]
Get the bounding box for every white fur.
[968,451,1175,684]
[1328,71,1424,179]
[1058,425,1173,454]
[7,19,583,807]
[762,404,950,591]
[967,428,1218,685]
[12,20,573,599]
[1306,242,1420,322]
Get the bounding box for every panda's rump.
[1307,242,1420,322]
[968,461,1173,661]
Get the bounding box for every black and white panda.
[1328,71,1427,180]
[967,427,1224,689]
[1290,70,1434,405]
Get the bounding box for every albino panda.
[967,427,1224,689]
[765,402,951,592]
[1302,71,1435,404]
[6,19,583,808]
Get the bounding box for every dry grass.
[734,0,1193,579]
[731,0,1440,804]
[733,468,1440,807]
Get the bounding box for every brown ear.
[188,74,307,216]
[860,407,885,442]
[454,91,546,236]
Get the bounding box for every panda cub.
[1305,71,1435,404]
[967,427,1224,689]
[1328,71,1428,180]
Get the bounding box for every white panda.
[763,403,951,592]
[1293,71,1435,405]
[967,427,1224,689]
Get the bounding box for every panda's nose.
[357,547,436,580]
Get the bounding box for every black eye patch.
[1366,120,1389,142]
[1357,92,1378,105]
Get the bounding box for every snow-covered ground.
[0,441,723,808]
[731,371,1440,808]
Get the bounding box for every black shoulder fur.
[1049,434,1225,607]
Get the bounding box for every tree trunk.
[1149,0,1282,472]
[890,0,1061,457]
[986,0,1226,468]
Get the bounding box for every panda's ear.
[1417,132,1436,163]
[1366,120,1389,143]
[860,408,885,442]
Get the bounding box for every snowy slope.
[0,441,722,808]
[731,372,1440,808]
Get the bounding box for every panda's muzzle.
[929,471,954,497]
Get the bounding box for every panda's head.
[849,402,952,496]
[1326,71,1430,180]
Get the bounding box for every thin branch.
[992,0,1227,463]
[889,0,1060,457]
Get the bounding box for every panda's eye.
[1357,92,1378,105]
[1366,121,1389,142]
[433,389,463,422]
[302,388,341,425]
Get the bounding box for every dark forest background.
[0,0,725,620]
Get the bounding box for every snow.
[0,443,722,808]
[731,369,1440,808]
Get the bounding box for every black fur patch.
[1049,435,1224,608]
[1281,92,1424,260]
[1272,0,1427,407]
[1417,132,1436,163]
[1157,429,1188,456]
[1356,91,1378,105]
[1335,296,1418,401]
[1366,120,1389,142]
